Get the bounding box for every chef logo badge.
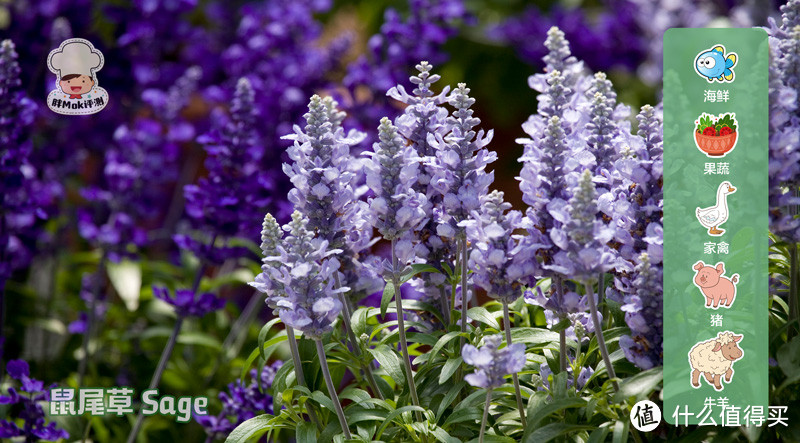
[47,38,109,115]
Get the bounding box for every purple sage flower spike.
[196,362,283,439]
[366,117,428,242]
[0,360,69,441]
[462,334,526,389]
[282,94,381,297]
[430,82,495,346]
[619,253,663,370]
[249,213,322,428]
[768,1,800,243]
[390,61,456,326]
[265,211,345,340]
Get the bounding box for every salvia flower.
[68,272,108,336]
[181,77,275,262]
[366,117,428,242]
[0,39,52,285]
[615,104,664,264]
[462,335,526,389]
[767,1,800,242]
[387,61,451,175]
[80,66,197,261]
[260,211,346,340]
[431,83,496,238]
[549,170,616,279]
[525,28,595,139]
[388,62,455,320]
[538,360,594,392]
[523,286,599,339]
[517,115,573,279]
[467,191,528,304]
[153,287,224,318]
[250,214,287,314]
[585,72,625,178]
[283,95,380,295]
[197,361,282,440]
[619,253,663,369]
[0,360,68,441]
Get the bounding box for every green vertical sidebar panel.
[663,28,768,425]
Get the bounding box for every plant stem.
[585,281,619,392]
[554,276,567,372]
[391,238,423,422]
[204,294,262,385]
[126,316,185,443]
[314,338,351,439]
[459,237,469,351]
[126,258,208,443]
[502,301,526,427]
[78,253,107,387]
[286,326,322,430]
[600,272,611,329]
[332,272,383,400]
[479,388,492,443]
[439,286,450,326]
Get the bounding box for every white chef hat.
[48,38,104,78]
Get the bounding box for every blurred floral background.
[1,0,799,442]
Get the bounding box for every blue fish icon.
[695,45,737,82]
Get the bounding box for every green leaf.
[107,259,141,311]
[442,407,482,427]
[467,307,500,329]
[591,349,625,380]
[375,406,426,439]
[403,299,445,324]
[345,406,389,424]
[406,332,439,347]
[613,367,662,403]
[439,357,463,385]
[380,282,394,318]
[550,318,571,333]
[351,307,369,337]
[612,419,629,443]
[441,262,454,279]
[241,347,262,382]
[587,424,610,443]
[435,381,466,423]
[311,390,336,412]
[258,317,282,361]
[176,332,221,349]
[430,426,461,443]
[399,263,441,284]
[296,421,317,443]
[225,414,274,443]
[525,423,594,443]
[527,397,587,428]
[776,335,800,391]
[369,345,405,389]
[428,331,464,362]
[510,328,560,347]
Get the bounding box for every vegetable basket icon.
[694,112,738,157]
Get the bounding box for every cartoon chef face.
[48,39,103,99]
[59,74,94,97]
[46,38,109,115]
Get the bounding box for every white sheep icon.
[688,331,744,391]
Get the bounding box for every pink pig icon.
[692,261,739,309]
